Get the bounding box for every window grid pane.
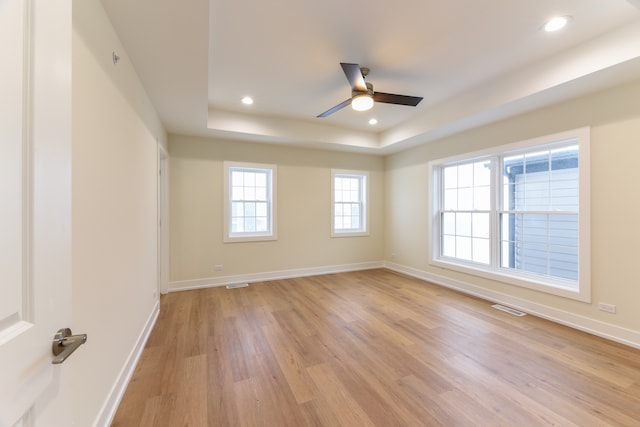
[334,173,366,233]
[500,145,579,282]
[229,167,271,236]
[440,160,491,265]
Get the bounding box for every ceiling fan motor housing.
[352,82,374,97]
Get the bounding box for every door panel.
[0,0,26,333]
[0,0,73,425]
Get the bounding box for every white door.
[0,0,74,426]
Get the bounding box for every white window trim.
[428,127,591,302]
[331,169,369,237]
[223,161,277,243]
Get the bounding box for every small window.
[429,128,590,302]
[332,170,368,237]
[224,161,277,242]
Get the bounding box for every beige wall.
[169,80,640,342]
[72,1,166,425]
[169,135,385,284]
[385,79,640,334]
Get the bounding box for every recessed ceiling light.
[368,118,378,125]
[544,16,569,32]
[241,96,254,105]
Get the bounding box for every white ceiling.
[101,0,640,153]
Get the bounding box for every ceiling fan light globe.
[351,94,374,111]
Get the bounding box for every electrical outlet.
[598,302,616,314]
[214,265,223,271]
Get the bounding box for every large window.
[332,170,368,237]
[224,162,277,242]
[430,128,590,301]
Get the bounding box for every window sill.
[331,230,369,238]
[224,234,277,243]
[430,258,590,303]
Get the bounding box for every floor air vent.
[226,283,249,289]
[492,304,526,317]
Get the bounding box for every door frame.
[158,143,169,295]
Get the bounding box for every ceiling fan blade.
[373,92,423,106]
[340,63,367,92]
[317,98,352,118]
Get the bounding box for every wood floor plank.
[445,352,582,426]
[139,393,176,427]
[261,324,318,404]
[306,363,376,427]
[206,334,240,427]
[169,354,208,426]
[112,269,640,426]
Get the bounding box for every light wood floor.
[112,269,640,426]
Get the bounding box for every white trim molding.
[384,261,640,350]
[94,301,160,427]
[168,261,384,292]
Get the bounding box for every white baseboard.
[384,262,640,350]
[170,260,640,349]
[93,300,160,427]
[168,261,384,292]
